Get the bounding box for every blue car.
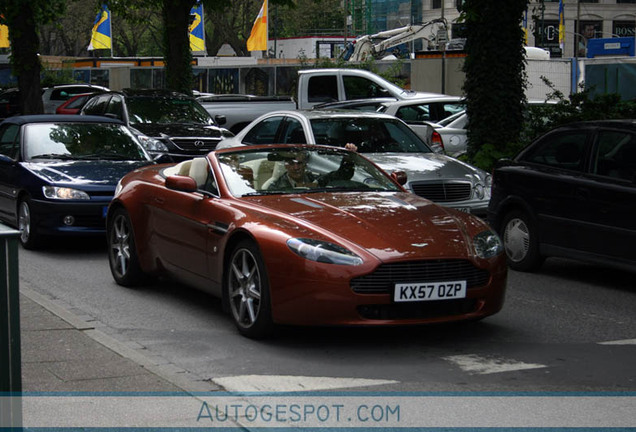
[0,115,154,248]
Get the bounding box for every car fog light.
[63,215,75,226]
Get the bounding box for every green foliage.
[274,0,344,38]
[520,81,636,150]
[40,67,78,87]
[461,0,528,171]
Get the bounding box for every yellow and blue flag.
[558,0,565,51]
[88,4,112,51]
[0,22,9,49]
[522,9,528,45]
[189,2,205,52]
[0,14,9,48]
[247,0,268,52]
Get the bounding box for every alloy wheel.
[228,248,262,329]
[18,201,31,245]
[110,213,132,279]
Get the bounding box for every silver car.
[220,110,491,217]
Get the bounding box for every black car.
[488,120,636,272]
[0,88,21,120]
[80,89,233,161]
[0,115,153,248]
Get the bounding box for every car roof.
[271,109,404,121]
[1,114,125,126]
[42,84,109,91]
[558,119,636,130]
[381,95,464,107]
[119,88,193,99]
[312,97,398,110]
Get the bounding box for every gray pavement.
[19,286,220,394]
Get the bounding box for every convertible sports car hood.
[23,160,152,186]
[134,123,224,138]
[365,152,482,182]
[246,192,477,261]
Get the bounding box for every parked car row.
[2,81,633,337]
[0,84,110,120]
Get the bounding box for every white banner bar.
[1,394,635,429]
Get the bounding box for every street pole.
[441,0,446,94]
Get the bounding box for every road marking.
[598,338,636,345]
[213,375,398,392]
[443,354,546,375]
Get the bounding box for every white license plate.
[393,281,467,302]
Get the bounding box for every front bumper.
[29,197,112,236]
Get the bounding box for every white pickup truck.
[198,68,442,134]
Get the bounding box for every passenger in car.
[267,143,358,190]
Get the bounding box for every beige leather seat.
[189,157,209,188]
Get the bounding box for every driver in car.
[268,143,358,190]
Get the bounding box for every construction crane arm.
[342,18,447,61]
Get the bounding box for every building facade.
[368,0,635,58]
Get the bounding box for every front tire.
[18,198,41,249]
[226,240,273,339]
[501,209,544,272]
[107,208,147,286]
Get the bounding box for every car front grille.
[169,137,222,151]
[410,181,472,202]
[351,259,490,294]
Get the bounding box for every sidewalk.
[19,287,219,393]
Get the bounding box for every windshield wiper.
[241,191,286,196]
[78,153,135,161]
[30,153,75,160]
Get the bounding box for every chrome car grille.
[351,259,490,294]
[410,181,472,202]
[170,137,222,151]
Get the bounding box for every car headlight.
[473,230,503,259]
[287,238,363,266]
[474,183,485,199]
[138,135,169,153]
[42,186,90,200]
[473,174,492,200]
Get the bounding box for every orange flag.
[247,0,268,51]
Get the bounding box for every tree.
[461,0,528,170]
[0,0,65,114]
[39,0,95,57]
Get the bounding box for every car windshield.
[309,117,432,153]
[216,146,402,197]
[126,97,213,125]
[24,122,148,161]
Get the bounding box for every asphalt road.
[18,237,636,393]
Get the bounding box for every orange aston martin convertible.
[107,144,507,338]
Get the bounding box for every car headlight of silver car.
[287,238,363,265]
[473,230,503,259]
[473,174,492,200]
[42,186,90,200]
[137,135,169,153]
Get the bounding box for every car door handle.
[154,197,165,205]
